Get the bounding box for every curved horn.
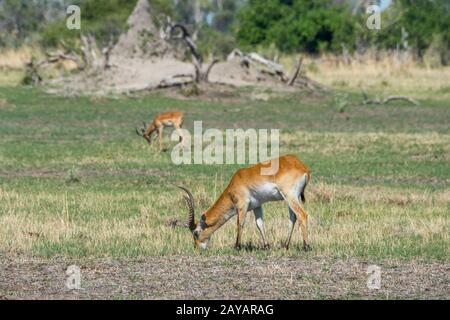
[136,128,143,136]
[178,186,196,231]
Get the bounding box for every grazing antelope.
[136,111,184,149]
[178,154,312,251]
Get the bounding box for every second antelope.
[178,154,312,251]
[136,111,184,149]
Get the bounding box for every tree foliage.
[1,0,448,63]
[0,0,53,46]
[385,0,449,57]
[236,0,450,58]
[236,0,357,53]
[40,0,139,47]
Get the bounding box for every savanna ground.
[0,61,449,299]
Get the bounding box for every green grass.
[0,86,448,260]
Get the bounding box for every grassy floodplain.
[0,85,448,260]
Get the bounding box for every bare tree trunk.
[162,19,218,83]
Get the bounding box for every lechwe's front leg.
[253,207,269,248]
[235,203,249,249]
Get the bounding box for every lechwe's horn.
[178,186,196,231]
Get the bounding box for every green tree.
[362,0,450,63]
[395,0,449,58]
[212,0,237,32]
[0,0,49,46]
[41,0,139,47]
[236,0,357,53]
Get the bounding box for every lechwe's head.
[178,186,210,249]
[135,121,152,144]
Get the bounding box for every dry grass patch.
[309,182,450,206]
[278,53,450,100]
[0,183,447,258]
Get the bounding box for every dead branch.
[162,18,214,82]
[361,87,369,102]
[228,48,329,92]
[45,51,84,69]
[170,24,202,65]
[382,96,420,106]
[227,49,251,68]
[361,88,419,106]
[25,33,117,86]
[157,74,194,88]
[80,33,113,71]
[129,74,195,93]
[23,59,43,85]
[288,56,303,86]
[102,36,115,70]
[203,58,219,82]
[51,33,113,72]
[80,34,92,69]
[229,49,286,80]
[247,52,285,76]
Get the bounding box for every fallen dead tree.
[25,34,115,85]
[361,88,419,106]
[227,49,329,92]
[129,74,195,93]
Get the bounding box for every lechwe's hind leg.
[283,208,297,249]
[253,207,269,248]
[280,173,311,251]
[285,196,310,251]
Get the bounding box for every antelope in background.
[136,111,184,149]
[178,154,312,251]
